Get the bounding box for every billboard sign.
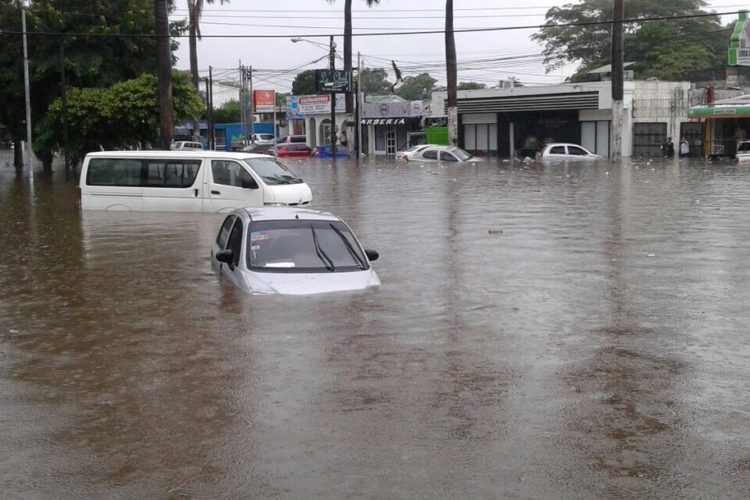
[253,89,275,113]
[315,69,352,93]
[296,94,346,115]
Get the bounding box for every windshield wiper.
[329,223,365,269]
[311,225,334,271]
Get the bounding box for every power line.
[1,10,740,39]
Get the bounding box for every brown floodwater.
[1,151,749,498]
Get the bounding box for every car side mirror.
[242,177,259,190]
[365,249,379,262]
[216,249,233,264]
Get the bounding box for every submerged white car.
[402,145,481,163]
[211,207,381,295]
[539,143,603,161]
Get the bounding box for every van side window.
[217,215,236,247]
[87,159,142,186]
[212,160,256,188]
[227,218,244,267]
[87,158,201,187]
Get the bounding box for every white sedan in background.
[402,145,482,163]
[211,207,381,295]
[539,143,604,161]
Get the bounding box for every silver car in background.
[211,207,381,295]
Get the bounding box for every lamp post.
[21,1,33,170]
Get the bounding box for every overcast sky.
[171,0,746,98]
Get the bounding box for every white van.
[79,151,313,212]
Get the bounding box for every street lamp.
[291,37,338,156]
[21,0,33,170]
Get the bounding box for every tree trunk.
[189,2,201,141]
[445,0,457,146]
[154,0,174,150]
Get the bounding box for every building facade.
[429,80,694,158]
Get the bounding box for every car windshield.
[738,142,750,152]
[451,147,473,161]
[247,220,368,273]
[243,158,302,185]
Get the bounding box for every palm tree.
[154,0,173,149]
[329,0,380,114]
[188,0,227,141]
[187,0,228,90]
[445,0,457,146]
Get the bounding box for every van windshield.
[738,142,750,153]
[244,158,303,185]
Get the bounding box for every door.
[386,127,397,155]
[632,122,667,157]
[206,159,264,213]
[220,217,245,287]
[141,158,204,212]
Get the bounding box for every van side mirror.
[365,249,379,262]
[216,249,233,264]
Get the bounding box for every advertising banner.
[361,101,424,119]
[253,90,275,113]
[297,94,346,115]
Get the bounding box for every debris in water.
[488,229,503,235]
[648,253,656,257]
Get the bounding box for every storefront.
[360,101,423,156]
[688,96,750,157]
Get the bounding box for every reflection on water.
[1,156,750,498]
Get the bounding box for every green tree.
[213,99,241,123]
[292,69,317,95]
[457,81,487,90]
[0,0,162,169]
[360,67,390,94]
[395,73,437,101]
[531,0,729,81]
[37,71,203,165]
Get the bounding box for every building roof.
[587,62,636,74]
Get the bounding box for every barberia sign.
[361,118,408,125]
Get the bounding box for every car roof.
[238,207,340,222]
[85,150,274,160]
[545,143,583,148]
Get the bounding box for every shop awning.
[688,104,750,118]
[360,117,420,126]
[689,94,750,118]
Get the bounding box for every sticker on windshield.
[250,231,270,243]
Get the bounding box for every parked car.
[171,140,204,151]
[736,140,750,163]
[276,135,307,145]
[312,144,349,158]
[402,145,481,163]
[397,144,429,159]
[251,133,276,145]
[539,143,603,161]
[210,207,381,295]
[243,143,275,155]
[274,143,312,158]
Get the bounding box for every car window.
[452,148,472,161]
[738,142,750,152]
[244,158,302,185]
[440,151,458,162]
[212,160,257,188]
[567,146,588,156]
[422,149,438,160]
[247,220,368,273]
[290,136,307,143]
[217,215,236,247]
[549,146,566,155]
[227,218,243,267]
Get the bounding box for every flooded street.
[1,153,749,498]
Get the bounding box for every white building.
[429,80,694,158]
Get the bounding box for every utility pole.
[21,2,33,169]
[248,66,254,143]
[356,51,362,159]
[208,67,215,150]
[611,0,624,160]
[330,35,336,157]
[239,61,245,147]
